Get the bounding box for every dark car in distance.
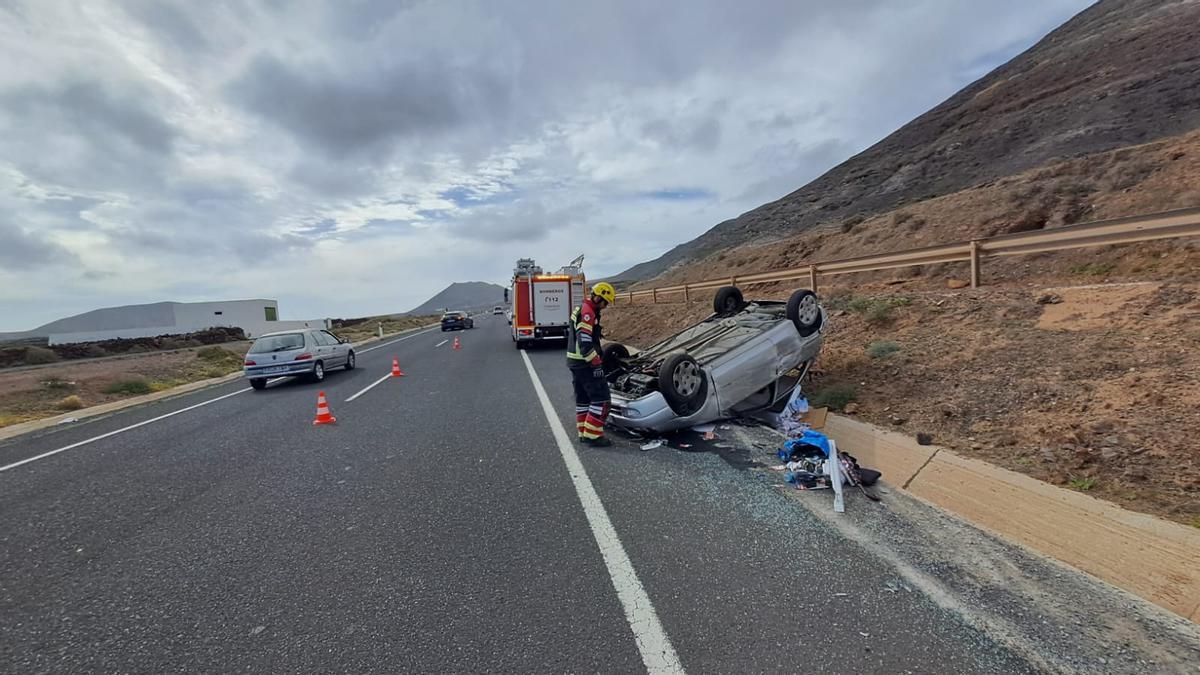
[441,311,475,331]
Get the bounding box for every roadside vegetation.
[330,314,439,343]
[0,345,250,431]
[0,326,246,369]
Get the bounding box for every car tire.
[311,361,325,383]
[658,352,708,416]
[602,343,630,375]
[713,286,744,314]
[250,378,267,390]
[344,351,355,370]
[786,289,823,337]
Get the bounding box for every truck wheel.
[658,353,708,416]
[713,286,744,314]
[786,289,823,337]
[602,343,630,375]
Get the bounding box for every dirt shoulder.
[601,278,1200,527]
[0,345,249,429]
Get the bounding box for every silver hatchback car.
[604,286,825,433]
[243,329,355,390]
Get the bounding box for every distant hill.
[0,301,180,343]
[612,0,1200,283]
[406,282,506,315]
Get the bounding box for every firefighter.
[567,281,617,446]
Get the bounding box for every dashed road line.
[358,327,440,354]
[435,339,449,348]
[345,372,394,403]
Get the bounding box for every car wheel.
[602,343,630,376]
[713,286,744,314]
[786,289,823,337]
[658,353,708,416]
[344,351,356,370]
[311,361,325,382]
[250,378,267,390]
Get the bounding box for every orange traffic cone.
[391,357,405,377]
[312,391,336,425]
[452,337,462,351]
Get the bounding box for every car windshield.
[249,333,304,353]
[443,313,463,319]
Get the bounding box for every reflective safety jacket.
[567,297,602,365]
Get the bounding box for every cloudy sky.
[0,0,1092,330]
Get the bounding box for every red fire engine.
[508,256,585,348]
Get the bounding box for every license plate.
[263,366,289,374]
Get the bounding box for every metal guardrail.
[619,206,1200,303]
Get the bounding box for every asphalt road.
[1,316,1037,673]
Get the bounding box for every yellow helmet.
[591,281,616,303]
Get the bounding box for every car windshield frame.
[249,333,306,353]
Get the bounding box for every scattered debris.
[916,432,934,445]
[842,402,860,414]
[947,279,970,289]
[691,423,717,433]
[250,626,266,636]
[56,417,79,425]
[1036,292,1064,305]
[640,440,664,451]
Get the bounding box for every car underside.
[604,286,826,433]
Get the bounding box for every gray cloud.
[0,220,76,269]
[227,53,510,158]
[447,200,596,243]
[0,80,174,154]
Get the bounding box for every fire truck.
[508,256,586,348]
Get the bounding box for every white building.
[47,299,328,345]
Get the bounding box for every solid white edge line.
[345,371,394,403]
[0,387,252,473]
[519,350,685,674]
[358,327,440,353]
[435,339,449,348]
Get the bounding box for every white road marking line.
[520,351,684,674]
[0,387,252,473]
[358,327,440,353]
[435,339,448,348]
[345,372,393,403]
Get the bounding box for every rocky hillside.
[405,282,506,315]
[613,0,1200,284]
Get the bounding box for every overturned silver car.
[603,286,825,433]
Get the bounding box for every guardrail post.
[683,285,690,303]
[652,288,658,304]
[808,266,818,292]
[969,241,981,288]
[730,276,738,288]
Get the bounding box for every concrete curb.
[822,413,1200,622]
[0,322,440,444]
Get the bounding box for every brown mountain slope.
[614,0,1200,284]
[639,128,1200,290]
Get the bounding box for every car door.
[308,330,332,366]
[322,330,347,366]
